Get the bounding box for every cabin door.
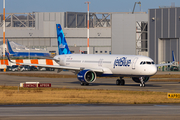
[132,57,138,70]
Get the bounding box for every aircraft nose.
[151,65,157,75]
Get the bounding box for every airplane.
[6,24,175,87]
[6,40,50,57]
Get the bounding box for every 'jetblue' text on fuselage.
[113,57,131,68]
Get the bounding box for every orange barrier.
[0,59,58,66]
[0,60,9,65]
[31,59,39,64]
[16,59,23,65]
[46,59,53,65]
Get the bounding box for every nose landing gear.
[139,77,145,87]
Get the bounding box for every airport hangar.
[0,7,178,64]
[0,11,148,56]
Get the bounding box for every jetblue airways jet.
[6,24,175,87]
[6,40,50,57]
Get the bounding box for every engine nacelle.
[77,70,96,83]
[132,77,150,83]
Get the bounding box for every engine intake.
[77,70,96,83]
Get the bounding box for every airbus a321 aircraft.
[6,24,175,87]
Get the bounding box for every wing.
[156,51,175,67]
[6,50,105,73]
[156,62,175,67]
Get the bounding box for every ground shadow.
[66,81,161,87]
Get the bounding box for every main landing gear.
[116,77,125,85]
[81,82,89,86]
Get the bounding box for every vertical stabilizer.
[6,39,14,54]
[56,24,71,55]
[172,51,175,62]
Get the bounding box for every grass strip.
[0,73,76,78]
[0,85,180,105]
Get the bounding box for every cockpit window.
[140,61,155,65]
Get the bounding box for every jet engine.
[132,77,150,83]
[77,70,96,83]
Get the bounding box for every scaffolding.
[64,12,111,28]
[136,21,148,56]
[0,12,35,27]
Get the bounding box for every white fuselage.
[54,54,157,77]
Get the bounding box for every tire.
[120,79,125,85]
[85,83,89,86]
[116,79,120,85]
[81,82,84,86]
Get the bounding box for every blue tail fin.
[172,51,175,62]
[56,24,71,55]
[6,39,14,54]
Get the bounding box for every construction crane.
[132,1,141,14]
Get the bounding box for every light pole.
[29,33,33,59]
[3,0,6,72]
[85,1,90,54]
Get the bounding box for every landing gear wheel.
[81,82,89,86]
[81,82,84,86]
[140,83,145,87]
[116,79,120,85]
[85,83,89,86]
[120,79,125,85]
